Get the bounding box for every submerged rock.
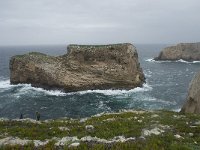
[10,43,145,92]
[181,71,200,114]
[154,42,200,61]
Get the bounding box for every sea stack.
[181,71,200,114]
[10,43,145,92]
[154,42,200,61]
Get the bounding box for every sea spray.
[0,79,152,96]
[146,58,200,64]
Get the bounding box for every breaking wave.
[173,108,181,112]
[0,79,152,96]
[145,58,200,64]
[77,83,152,96]
[0,80,66,96]
[143,97,177,105]
[0,80,15,89]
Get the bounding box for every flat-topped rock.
[155,42,200,61]
[181,71,200,114]
[10,43,145,92]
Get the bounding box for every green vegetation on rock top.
[11,51,59,64]
[27,52,47,56]
[13,52,47,58]
[68,43,131,48]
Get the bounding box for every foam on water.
[144,70,153,78]
[0,79,67,96]
[145,58,156,62]
[173,108,181,112]
[192,61,200,63]
[0,79,152,97]
[143,97,177,105]
[97,101,111,111]
[18,86,67,96]
[146,58,200,64]
[0,80,14,89]
[1,44,198,119]
[77,83,152,96]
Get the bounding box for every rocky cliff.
[10,43,145,92]
[181,71,200,114]
[154,42,200,61]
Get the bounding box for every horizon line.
[0,43,174,47]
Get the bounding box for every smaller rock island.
[10,43,145,92]
[154,42,200,61]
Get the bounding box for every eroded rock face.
[10,43,145,92]
[155,42,200,61]
[181,71,200,114]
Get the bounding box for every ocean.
[0,44,200,120]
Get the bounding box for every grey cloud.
[0,0,200,45]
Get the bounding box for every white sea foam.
[18,85,67,96]
[0,79,152,97]
[0,79,67,96]
[40,107,47,110]
[0,80,14,89]
[145,58,200,64]
[172,108,181,112]
[144,70,153,78]
[145,58,156,62]
[144,97,177,105]
[177,59,200,63]
[192,61,200,63]
[97,101,111,111]
[76,83,152,96]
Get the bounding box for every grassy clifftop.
[11,52,58,63]
[1,110,200,149]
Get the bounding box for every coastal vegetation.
[1,110,200,149]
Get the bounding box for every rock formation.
[154,42,200,61]
[10,43,145,92]
[181,71,200,114]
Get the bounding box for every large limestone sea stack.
[181,71,200,114]
[10,43,145,92]
[155,42,200,61]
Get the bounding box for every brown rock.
[10,43,145,92]
[155,42,200,61]
[181,71,200,114]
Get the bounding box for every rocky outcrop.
[155,42,200,61]
[181,71,200,114]
[10,43,145,92]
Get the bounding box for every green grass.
[0,110,200,149]
[11,51,59,65]
[67,43,131,49]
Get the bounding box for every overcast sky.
[0,0,199,45]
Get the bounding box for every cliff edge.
[155,42,200,61]
[10,43,145,92]
[181,71,200,114]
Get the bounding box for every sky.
[0,0,199,45]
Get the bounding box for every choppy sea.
[0,44,200,119]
